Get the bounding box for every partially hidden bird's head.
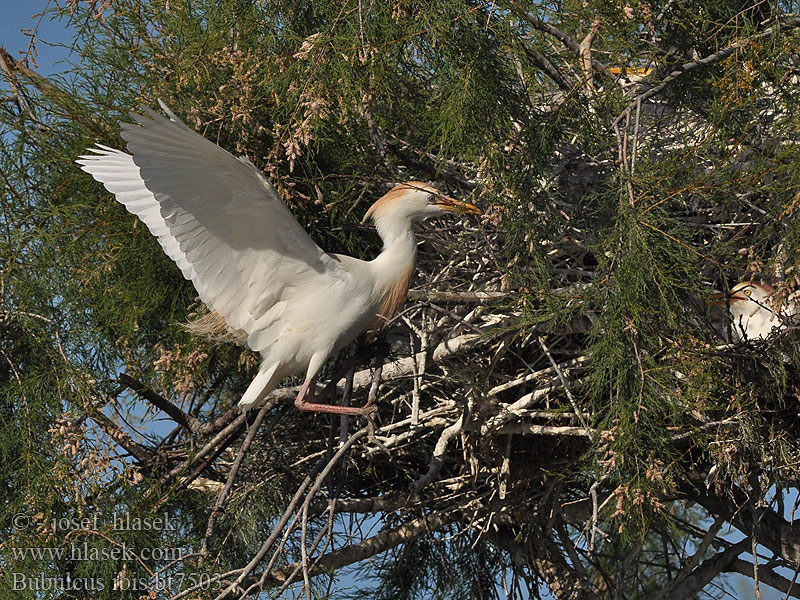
[710,280,791,340]
[711,281,775,311]
[728,281,774,305]
[361,181,481,225]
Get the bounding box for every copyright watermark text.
[9,508,216,593]
[11,509,178,533]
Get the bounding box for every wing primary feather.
[157,99,184,124]
[78,102,352,354]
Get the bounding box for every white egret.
[712,281,797,340]
[77,101,481,416]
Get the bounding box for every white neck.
[369,215,417,290]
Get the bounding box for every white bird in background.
[712,281,797,341]
[77,101,481,416]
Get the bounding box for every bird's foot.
[294,396,377,417]
[294,375,378,419]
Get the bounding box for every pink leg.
[294,376,376,416]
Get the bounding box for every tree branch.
[307,493,423,517]
[489,522,600,600]
[727,557,800,597]
[88,410,154,465]
[682,472,800,566]
[412,406,469,490]
[661,539,750,598]
[201,400,275,555]
[654,517,730,599]
[265,508,462,586]
[118,373,201,432]
[407,289,511,304]
[612,15,800,126]
[520,44,574,93]
[503,7,609,76]
[157,412,248,488]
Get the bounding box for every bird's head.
[361,181,481,225]
[728,281,774,305]
[710,280,791,340]
[711,281,774,308]
[711,281,778,326]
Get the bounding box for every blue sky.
[0,3,792,599]
[1,0,76,76]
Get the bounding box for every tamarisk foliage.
[3,1,800,598]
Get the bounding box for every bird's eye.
[427,194,436,203]
[744,289,752,296]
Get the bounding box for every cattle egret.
[712,281,797,340]
[77,101,481,416]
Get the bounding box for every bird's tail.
[238,362,281,409]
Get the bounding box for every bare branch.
[656,540,750,598]
[506,9,608,74]
[683,472,800,566]
[294,508,461,577]
[727,558,800,597]
[520,44,574,93]
[201,400,275,557]
[118,373,201,432]
[88,410,154,464]
[412,405,469,490]
[157,413,248,488]
[654,516,727,599]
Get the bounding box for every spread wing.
[77,101,346,352]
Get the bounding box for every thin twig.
[537,337,591,436]
[200,400,275,559]
[412,399,470,490]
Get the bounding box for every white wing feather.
[77,102,347,353]
[77,143,199,281]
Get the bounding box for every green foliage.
[3,0,800,597]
